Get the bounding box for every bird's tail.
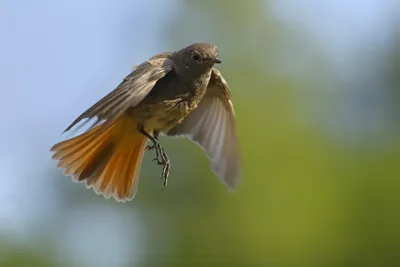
[50,113,147,202]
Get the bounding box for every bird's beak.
[213,58,222,64]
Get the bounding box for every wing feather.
[64,54,174,132]
[167,68,242,189]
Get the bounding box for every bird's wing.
[167,68,242,189]
[64,53,174,132]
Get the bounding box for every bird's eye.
[192,54,200,61]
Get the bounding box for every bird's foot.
[146,141,158,151]
[159,147,170,189]
[150,142,170,189]
[147,138,163,163]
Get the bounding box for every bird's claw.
[152,157,164,165]
[148,141,171,189]
[146,143,157,151]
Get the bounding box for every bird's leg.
[145,131,161,160]
[140,127,161,161]
[145,131,166,165]
[156,144,170,188]
[142,129,158,151]
[139,127,170,188]
[153,134,170,188]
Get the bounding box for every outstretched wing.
[64,54,174,132]
[167,68,242,189]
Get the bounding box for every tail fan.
[50,114,147,202]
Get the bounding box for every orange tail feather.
[50,114,147,202]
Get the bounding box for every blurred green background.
[1,0,400,266]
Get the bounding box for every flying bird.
[50,43,241,202]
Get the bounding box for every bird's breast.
[132,69,211,132]
[135,97,199,132]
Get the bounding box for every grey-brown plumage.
[50,43,241,202]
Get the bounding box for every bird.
[50,42,241,202]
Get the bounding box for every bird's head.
[176,43,221,71]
